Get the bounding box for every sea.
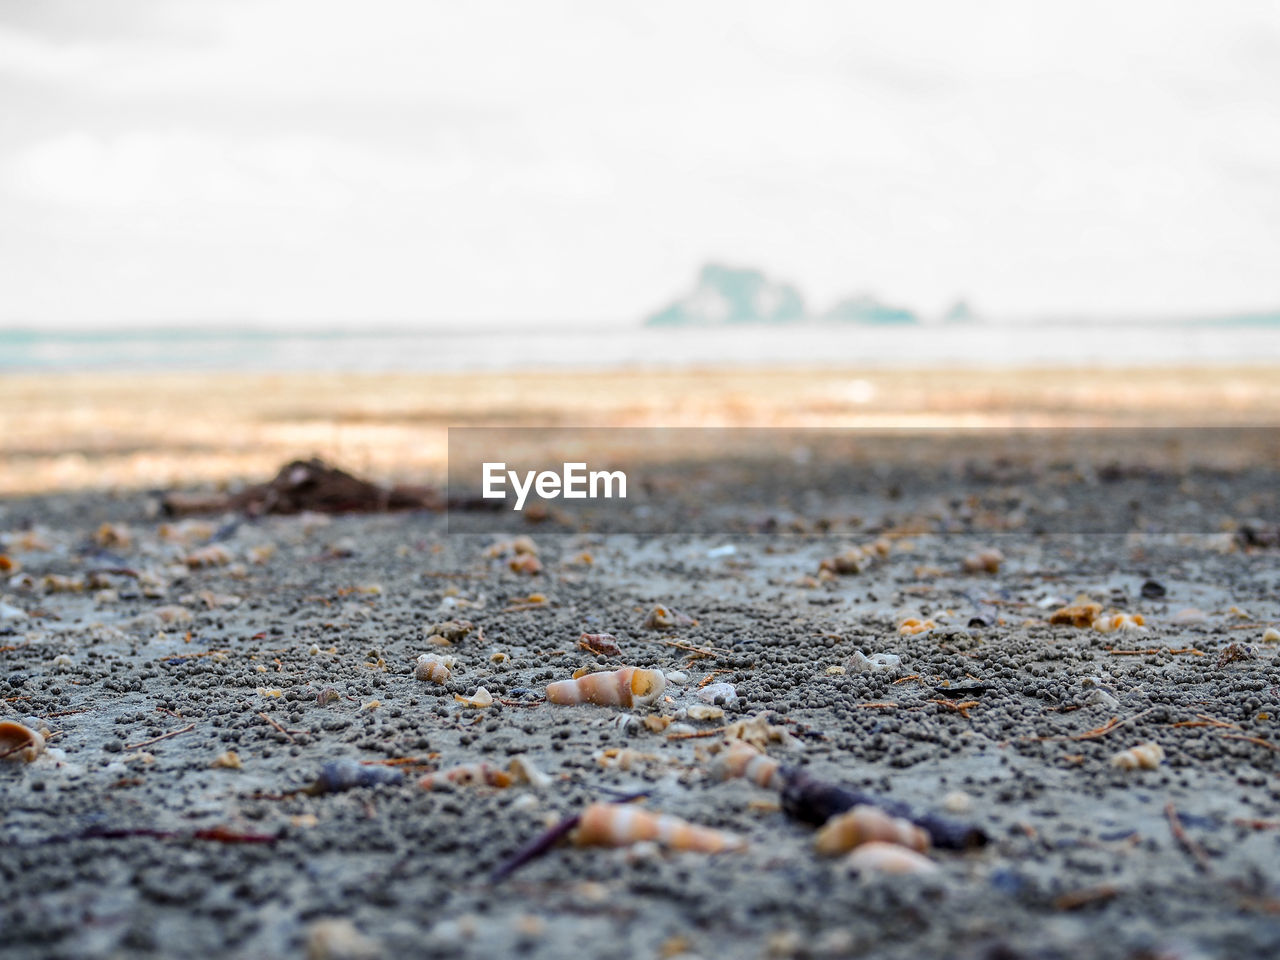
[2,323,1280,373]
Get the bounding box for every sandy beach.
[2,368,1279,959]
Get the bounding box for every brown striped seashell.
[546,666,666,708]
[814,805,930,855]
[572,803,745,853]
[0,720,45,763]
[709,740,783,790]
[414,653,454,684]
[844,841,938,875]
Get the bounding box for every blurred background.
[3,0,1280,496]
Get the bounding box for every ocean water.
[2,323,1279,373]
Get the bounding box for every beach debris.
[1262,627,1280,644]
[1093,613,1146,633]
[0,720,45,763]
[898,618,936,636]
[942,791,974,814]
[847,651,903,675]
[157,519,216,544]
[1049,597,1103,628]
[579,632,622,657]
[415,653,455,684]
[709,740,783,789]
[304,917,380,960]
[779,768,987,850]
[596,747,662,771]
[664,670,689,685]
[1172,607,1209,625]
[508,755,552,789]
[508,553,542,575]
[163,458,441,517]
[546,666,666,708]
[426,620,475,644]
[211,750,243,770]
[306,759,405,795]
[0,601,26,622]
[697,682,738,704]
[643,604,697,630]
[1217,641,1258,667]
[1111,741,1164,770]
[454,687,494,708]
[152,605,194,625]
[814,806,930,855]
[962,548,1003,574]
[0,555,19,573]
[844,841,938,876]
[572,803,746,853]
[41,573,85,593]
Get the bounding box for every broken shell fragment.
[0,720,45,763]
[454,687,494,708]
[415,653,455,684]
[1049,597,1103,627]
[1262,627,1280,644]
[814,806,930,855]
[697,682,738,704]
[1111,741,1164,770]
[847,651,903,675]
[185,544,233,568]
[709,740,782,790]
[642,604,696,630]
[1092,613,1145,633]
[844,841,938,875]
[686,704,724,721]
[572,803,745,853]
[546,666,666,708]
[211,750,243,770]
[425,620,474,643]
[898,618,936,636]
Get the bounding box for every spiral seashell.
[1110,741,1164,770]
[546,666,666,708]
[844,841,938,875]
[572,803,745,853]
[709,740,782,790]
[642,604,695,630]
[0,720,45,763]
[414,653,455,684]
[814,805,930,855]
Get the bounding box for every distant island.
[645,262,967,327]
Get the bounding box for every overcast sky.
[2,0,1279,328]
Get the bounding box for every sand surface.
[3,427,1279,959]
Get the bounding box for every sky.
[2,0,1279,328]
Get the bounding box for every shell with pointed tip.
[814,805,930,855]
[546,666,666,708]
[573,803,745,853]
[418,762,512,790]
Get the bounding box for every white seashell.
[546,667,666,709]
[697,682,738,704]
[942,790,973,814]
[304,917,379,960]
[847,651,902,675]
[687,704,724,721]
[1262,627,1280,643]
[1111,741,1164,770]
[664,671,690,685]
[1083,689,1120,710]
